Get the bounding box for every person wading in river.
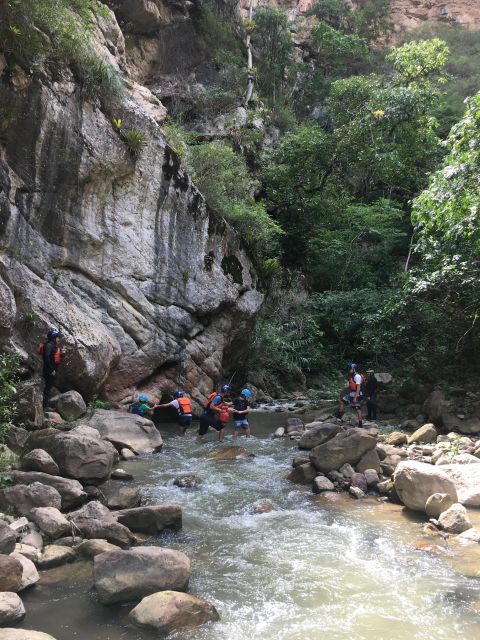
[232,388,252,438]
[155,390,193,436]
[38,329,62,412]
[335,363,364,428]
[197,384,232,442]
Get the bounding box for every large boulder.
[67,501,135,547]
[393,461,458,512]
[115,505,182,534]
[384,431,408,446]
[355,449,381,473]
[425,493,455,518]
[37,545,76,569]
[94,547,191,605]
[438,503,471,534]
[9,471,86,510]
[0,483,62,517]
[312,476,335,493]
[10,551,40,590]
[5,428,29,455]
[309,429,377,473]
[407,423,437,445]
[30,507,70,539]
[24,427,117,484]
[0,521,16,554]
[0,593,25,624]
[105,487,141,510]
[53,391,87,421]
[297,423,341,450]
[0,555,23,592]
[83,410,163,454]
[21,449,59,476]
[442,464,480,506]
[129,591,220,633]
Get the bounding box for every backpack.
[348,374,365,391]
[177,397,192,415]
[37,342,61,365]
[204,392,218,410]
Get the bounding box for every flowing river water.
[17,413,480,639]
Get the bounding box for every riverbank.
[1,411,480,639]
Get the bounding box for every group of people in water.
[39,330,378,436]
[130,385,252,440]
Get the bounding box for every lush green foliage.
[0,0,123,101]
[0,354,19,445]
[186,141,282,259]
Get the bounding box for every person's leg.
[244,423,251,438]
[197,415,209,441]
[366,401,372,420]
[356,405,363,428]
[372,400,377,421]
[218,426,226,442]
[233,424,239,439]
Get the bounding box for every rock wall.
[0,4,263,413]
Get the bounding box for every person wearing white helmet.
[232,388,253,438]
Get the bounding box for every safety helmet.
[47,329,62,340]
[174,391,185,398]
[139,394,149,402]
[221,384,232,393]
[347,363,358,371]
[241,388,252,398]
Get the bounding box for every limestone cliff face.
[0,4,263,414]
[241,0,480,32]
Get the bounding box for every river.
[18,412,480,639]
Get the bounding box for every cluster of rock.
[283,412,480,543]
[0,402,219,636]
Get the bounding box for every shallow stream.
[18,413,480,639]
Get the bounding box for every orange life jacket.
[37,342,61,365]
[204,392,218,410]
[348,374,365,391]
[177,396,192,415]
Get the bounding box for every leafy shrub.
[123,128,148,156]
[87,398,111,411]
[77,55,124,101]
[0,354,20,445]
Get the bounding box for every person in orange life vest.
[39,329,62,411]
[154,391,192,436]
[197,385,232,442]
[335,363,364,428]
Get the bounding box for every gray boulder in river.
[309,428,377,473]
[129,590,220,633]
[23,427,117,484]
[9,470,87,510]
[84,409,163,454]
[298,422,341,450]
[393,460,458,512]
[94,546,191,604]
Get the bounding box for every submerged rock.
[286,463,317,484]
[250,499,274,514]
[37,545,76,569]
[206,447,255,461]
[94,546,191,605]
[173,475,202,488]
[115,505,182,534]
[129,590,220,633]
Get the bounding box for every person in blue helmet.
[129,393,153,417]
[38,329,63,412]
[197,384,232,442]
[155,391,192,436]
[335,363,364,428]
[232,388,252,438]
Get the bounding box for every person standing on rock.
[197,385,232,442]
[38,329,62,412]
[335,363,364,428]
[365,369,378,421]
[154,391,193,436]
[232,388,252,438]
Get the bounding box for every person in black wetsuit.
[41,329,62,411]
[365,369,378,421]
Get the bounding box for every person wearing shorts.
[232,388,252,438]
[197,384,232,441]
[155,391,192,436]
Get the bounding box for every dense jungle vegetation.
[1,0,479,394]
[171,0,480,393]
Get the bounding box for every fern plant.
[123,128,148,156]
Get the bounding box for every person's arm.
[210,397,223,414]
[154,403,172,409]
[234,406,251,415]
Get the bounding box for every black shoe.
[358,420,363,428]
